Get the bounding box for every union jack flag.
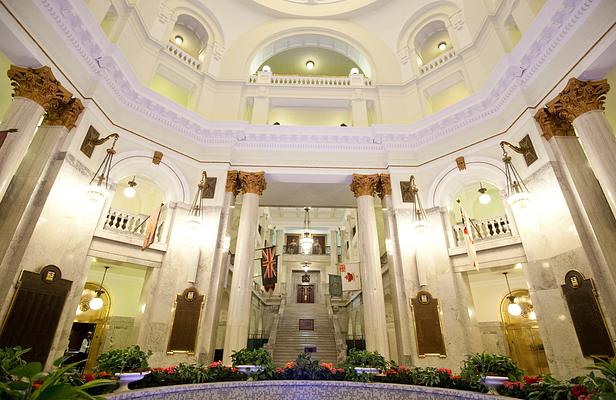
[261,246,278,292]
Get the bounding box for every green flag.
[329,274,342,297]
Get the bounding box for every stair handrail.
[264,297,285,358]
[326,296,347,364]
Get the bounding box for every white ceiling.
[260,181,356,207]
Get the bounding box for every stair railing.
[264,298,285,358]
[326,296,347,364]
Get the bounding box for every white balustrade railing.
[419,49,456,75]
[453,215,512,247]
[102,208,165,243]
[248,73,373,87]
[165,43,202,71]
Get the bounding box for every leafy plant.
[585,357,616,399]
[0,358,116,400]
[0,347,29,382]
[230,348,272,367]
[460,352,523,388]
[343,349,387,371]
[95,345,151,374]
[526,374,580,400]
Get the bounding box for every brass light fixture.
[187,171,209,227]
[300,207,314,254]
[174,35,183,45]
[305,60,315,70]
[500,141,532,210]
[478,182,491,205]
[89,266,109,311]
[123,176,137,198]
[85,133,119,202]
[409,176,428,231]
[438,41,447,51]
[502,272,522,317]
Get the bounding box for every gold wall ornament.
[7,65,71,110]
[225,170,240,195]
[533,108,575,141]
[455,156,466,171]
[152,151,163,165]
[377,174,392,198]
[42,97,84,130]
[238,171,266,195]
[546,78,610,123]
[350,174,379,197]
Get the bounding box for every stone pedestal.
[223,172,266,364]
[350,174,389,359]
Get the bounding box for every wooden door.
[297,285,314,303]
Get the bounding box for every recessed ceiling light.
[174,35,183,45]
[305,60,315,70]
[438,41,447,51]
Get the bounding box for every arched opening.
[500,288,549,375]
[169,14,209,59]
[257,47,363,76]
[414,20,453,66]
[100,4,118,38]
[504,15,522,49]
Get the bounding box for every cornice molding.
[31,0,599,154]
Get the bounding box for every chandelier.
[408,176,428,231]
[500,141,532,210]
[186,171,209,227]
[300,207,313,254]
[84,133,119,202]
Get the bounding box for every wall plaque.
[80,126,100,158]
[167,287,204,354]
[561,270,614,358]
[411,291,446,357]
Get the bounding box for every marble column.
[0,65,71,202]
[329,229,338,274]
[198,171,240,363]
[350,174,389,359]
[223,172,266,364]
[340,228,349,262]
[547,78,616,219]
[378,175,413,365]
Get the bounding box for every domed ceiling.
[249,0,390,17]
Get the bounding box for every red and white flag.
[459,201,479,271]
[339,262,361,291]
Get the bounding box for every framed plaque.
[167,287,204,354]
[411,291,446,357]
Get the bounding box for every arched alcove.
[414,20,453,65]
[170,14,209,59]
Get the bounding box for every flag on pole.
[142,203,163,250]
[261,246,278,292]
[458,200,479,271]
[339,262,361,291]
[329,274,342,297]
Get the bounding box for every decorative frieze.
[533,108,575,141]
[546,78,610,123]
[350,174,379,197]
[42,97,84,130]
[238,171,266,195]
[7,65,71,111]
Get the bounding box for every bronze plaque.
[0,270,72,363]
[411,291,446,357]
[561,270,614,358]
[299,319,314,331]
[167,287,204,354]
[80,126,100,158]
[400,181,414,203]
[202,177,217,199]
[519,135,538,166]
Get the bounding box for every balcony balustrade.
[101,208,165,244]
[452,215,512,247]
[281,245,341,256]
[248,73,373,87]
[419,49,456,75]
[165,43,202,71]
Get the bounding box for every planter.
[481,375,509,395]
[114,371,150,391]
[236,365,264,375]
[354,367,380,375]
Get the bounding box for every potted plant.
[230,348,273,375]
[460,352,523,394]
[344,349,387,375]
[95,345,152,390]
[0,346,29,382]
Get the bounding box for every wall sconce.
[500,141,532,211]
[187,171,209,227]
[85,133,119,202]
[408,176,429,231]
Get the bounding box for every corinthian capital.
[350,174,379,197]
[225,170,240,195]
[546,78,610,123]
[533,108,575,141]
[238,171,266,195]
[378,174,392,198]
[42,98,84,130]
[7,65,71,111]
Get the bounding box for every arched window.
[169,14,208,59]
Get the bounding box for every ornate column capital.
[533,108,575,141]
[7,65,71,111]
[238,171,266,195]
[378,174,392,199]
[546,78,610,123]
[42,98,84,130]
[350,174,379,197]
[225,170,240,195]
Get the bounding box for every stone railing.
[165,43,202,71]
[101,208,165,243]
[452,215,512,247]
[419,49,456,75]
[248,73,373,87]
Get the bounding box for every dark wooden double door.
[297,285,315,303]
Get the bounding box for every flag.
[459,201,479,271]
[329,274,342,297]
[261,246,278,292]
[141,203,163,250]
[339,262,361,291]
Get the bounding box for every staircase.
[272,302,338,366]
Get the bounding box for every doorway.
[297,285,315,303]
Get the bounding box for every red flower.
[84,373,95,382]
[437,368,453,378]
[571,384,588,397]
[209,361,222,369]
[32,382,42,390]
[275,368,284,374]
[453,375,461,380]
[398,366,410,373]
[523,375,542,385]
[285,361,296,369]
[385,369,398,376]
